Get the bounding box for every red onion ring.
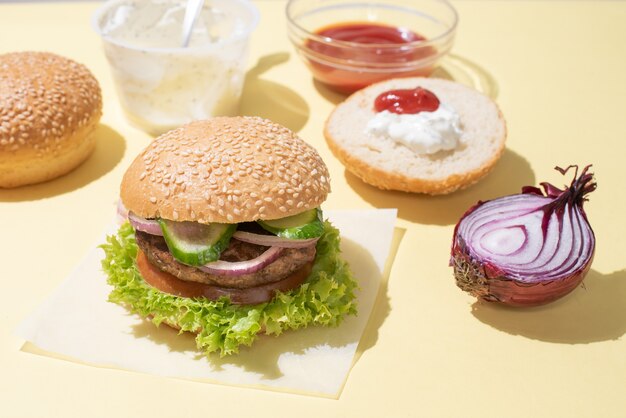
[127,214,320,250]
[137,250,312,304]
[117,200,129,224]
[451,165,596,306]
[128,212,163,236]
[127,214,318,277]
[198,246,284,276]
[232,231,319,248]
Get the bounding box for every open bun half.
[324,77,506,195]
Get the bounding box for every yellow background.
[1,1,625,417]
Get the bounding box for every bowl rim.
[285,0,459,49]
[91,0,259,53]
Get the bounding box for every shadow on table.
[0,124,125,202]
[130,235,396,381]
[471,269,626,344]
[345,148,535,226]
[313,79,348,105]
[241,52,310,133]
[433,53,500,99]
[354,226,405,362]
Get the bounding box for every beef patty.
[135,231,316,289]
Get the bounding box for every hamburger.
[101,117,357,356]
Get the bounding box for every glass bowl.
[286,0,458,94]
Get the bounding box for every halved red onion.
[128,212,163,236]
[451,165,596,307]
[198,246,283,276]
[232,231,319,248]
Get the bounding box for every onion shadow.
[470,269,626,344]
[345,148,535,225]
[240,53,310,133]
[128,236,391,382]
[0,124,125,202]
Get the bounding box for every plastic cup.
[92,0,259,135]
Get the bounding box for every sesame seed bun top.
[121,117,331,224]
[0,51,102,188]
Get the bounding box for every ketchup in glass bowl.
[286,0,458,94]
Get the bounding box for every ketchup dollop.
[374,87,440,114]
[306,22,434,94]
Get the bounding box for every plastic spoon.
[181,0,205,47]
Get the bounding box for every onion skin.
[451,228,594,307]
[450,165,596,307]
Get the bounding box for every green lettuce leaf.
[100,221,357,357]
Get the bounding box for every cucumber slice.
[257,208,324,239]
[158,219,236,266]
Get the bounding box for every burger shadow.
[345,148,535,226]
[207,235,391,379]
[353,226,404,361]
[240,52,310,133]
[131,319,199,354]
[470,269,626,344]
[0,124,125,202]
[128,235,395,381]
[312,53,499,105]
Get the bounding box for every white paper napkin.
[16,209,397,397]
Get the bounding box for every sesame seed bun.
[324,77,506,195]
[0,52,103,188]
[120,117,331,223]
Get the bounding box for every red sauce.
[306,22,436,94]
[374,87,440,114]
[316,22,425,44]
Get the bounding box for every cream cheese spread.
[366,104,463,154]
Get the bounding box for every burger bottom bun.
[324,77,507,195]
[0,122,98,188]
